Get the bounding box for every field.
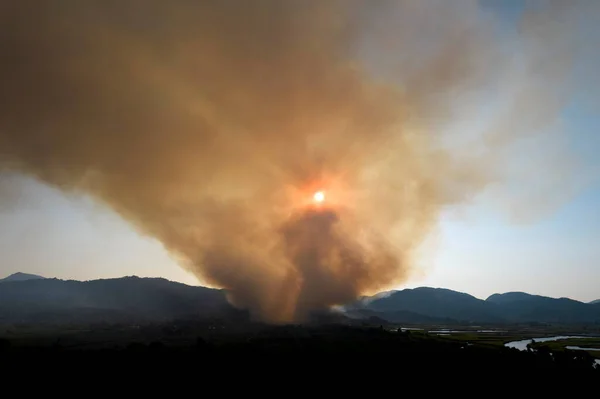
[398,323,598,340]
[529,337,600,359]
[3,320,600,355]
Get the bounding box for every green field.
[529,338,600,359]
[3,321,600,359]
[394,325,600,354]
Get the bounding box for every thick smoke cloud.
[0,0,593,322]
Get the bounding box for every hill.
[0,276,233,324]
[486,291,537,304]
[1,273,599,326]
[590,299,600,305]
[361,287,600,325]
[366,287,504,323]
[485,291,598,323]
[0,272,46,283]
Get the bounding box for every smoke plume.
[0,0,593,322]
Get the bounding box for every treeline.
[1,326,598,372]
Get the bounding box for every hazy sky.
[0,0,599,303]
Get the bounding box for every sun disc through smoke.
[0,0,587,324]
[313,191,325,203]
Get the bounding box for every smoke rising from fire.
[0,0,594,322]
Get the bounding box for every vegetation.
[529,337,600,360]
[1,275,599,372]
[0,322,598,371]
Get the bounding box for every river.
[504,336,600,367]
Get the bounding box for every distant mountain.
[0,272,46,282]
[590,299,600,305]
[0,276,233,324]
[1,274,598,326]
[486,292,538,304]
[361,287,600,325]
[485,292,599,324]
[366,287,504,323]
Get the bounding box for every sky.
[0,0,599,303]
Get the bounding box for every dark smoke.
[0,0,595,322]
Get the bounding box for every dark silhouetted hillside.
[0,272,46,283]
[1,274,599,326]
[362,288,600,324]
[590,299,600,305]
[345,307,455,324]
[0,276,232,324]
[366,287,504,323]
[488,292,600,323]
[486,291,537,304]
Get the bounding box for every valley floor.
[1,321,599,372]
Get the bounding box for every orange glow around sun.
[313,191,325,203]
[283,172,355,213]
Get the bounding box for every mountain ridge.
[0,272,46,282]
[0,274,233,324]
[362,287,600,324]
[0,273,598,325]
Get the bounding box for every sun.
[313,191,325,203]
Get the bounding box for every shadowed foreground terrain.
[1,323,598,373]
[1,274,599,374]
